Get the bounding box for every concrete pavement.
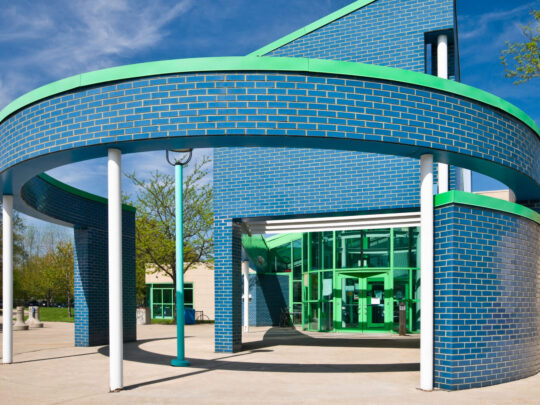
[1,321,540,404]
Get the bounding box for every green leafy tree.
[1,211,28,302]
[41,241,75,316]
[501,8,540,84]
[125,156,213,306]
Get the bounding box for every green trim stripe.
[247,0,377,57]
[1,56,538,138]
[38,173,136,213]
[434,190,540,225]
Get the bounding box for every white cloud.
[0,0,194,108]
[459,3,536,41]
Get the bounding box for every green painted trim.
[248,0,377,57]
[38,173,136,213]
[434,190,540,225]
[1,56,538,138]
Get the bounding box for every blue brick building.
[1,0,540,393]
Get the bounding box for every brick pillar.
[214,218,242,352]
[73,210,136,347]
[74,227,109,347]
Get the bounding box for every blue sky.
[0,0,538,228]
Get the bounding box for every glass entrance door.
[366,279,385,329]
[338,274,389,332]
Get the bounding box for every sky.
[0,0,538,230]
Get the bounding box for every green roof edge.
[247,0,377,56]
[38,173,136,213]
[434,190,540,225]
[1,56,538,139]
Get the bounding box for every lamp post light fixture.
[166,148,193,367]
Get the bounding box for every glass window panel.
[341,278,359,329]
[311,233,322,271]
[337,230,362,269]
[163,305,173,318]
[322,232,333,269]
[364,229,390,268]
[410,228,419,268]
[184,289,193,306]
[163,288,172,303]
[393,228,410,267]
[393,269,408,301]
[292,304,302,325]
[322,271,333,300]
[153,304,162,318]
[412,269,421,300]
[293,281,302,303]
[309,302,318,330]
[292,239,302,280]
[309,273,319,301]
[153,289,162,304]
[320,302,333,332]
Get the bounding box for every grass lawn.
[34,307,75,323]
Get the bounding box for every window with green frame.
[150,283,194,319]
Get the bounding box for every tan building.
[145,262,214,321]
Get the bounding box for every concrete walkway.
[1,322,540,404]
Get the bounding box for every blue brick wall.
[434,204,540,390]
[245,274,289,327]
[21,176,136,347]
[214,220,242,352]
[215,148,421,217]
[267,0,454,73]
[0,72,537,187]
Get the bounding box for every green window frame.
[150,283,194,319]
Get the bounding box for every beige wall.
[146,263,214,320]
[474,189,516,202]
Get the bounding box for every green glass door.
[366,279,385,329]
[337,274,391,332]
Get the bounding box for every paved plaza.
[0,321,539,404]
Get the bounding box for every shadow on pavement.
[97,327,420,390]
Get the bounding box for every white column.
[108,149,123,391]
[437,35,448,79]
[437,34,449,194]
[462,169,472,193]
[242,260,249,332]
[2,195,13,364]
[455,168,472,193]
[420,154,434,391]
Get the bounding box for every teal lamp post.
[166,148,193,367]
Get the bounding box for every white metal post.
[108,149,123,391]
[242,260,249,332]
[420,154,434,391]
[462,169,472,193]
[2,195,13,364]
[437,34,449,194]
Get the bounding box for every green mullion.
[408,269,413,332]
[386,228,394,331]
[150,284,154,319]
[287,241,293,320]
[317,271,321,331]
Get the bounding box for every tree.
[125,155,213,306]
[12,226,74,315]
[1,210,28,302]
[41,241,74,316]
[501,9,540,84]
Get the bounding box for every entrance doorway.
[338,273,391,332]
